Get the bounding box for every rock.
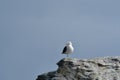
[36,56,120,80]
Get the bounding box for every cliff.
[36,56,120,80]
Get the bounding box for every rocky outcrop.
[36,56,120,80]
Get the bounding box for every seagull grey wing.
[62,46,67,54]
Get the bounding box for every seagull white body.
[62,41,74,57]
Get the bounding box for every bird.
[62,41,74,57]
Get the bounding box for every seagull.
[62,41,74,57]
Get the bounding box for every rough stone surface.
[36,56,120,80]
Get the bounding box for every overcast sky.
[0,0,120,80]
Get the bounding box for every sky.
[0,0,120,80]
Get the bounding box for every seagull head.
[66,41,72,45]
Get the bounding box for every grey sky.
[0,0,120,80]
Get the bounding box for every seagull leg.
[67,54,69,57]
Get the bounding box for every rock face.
[36,57,120,80]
